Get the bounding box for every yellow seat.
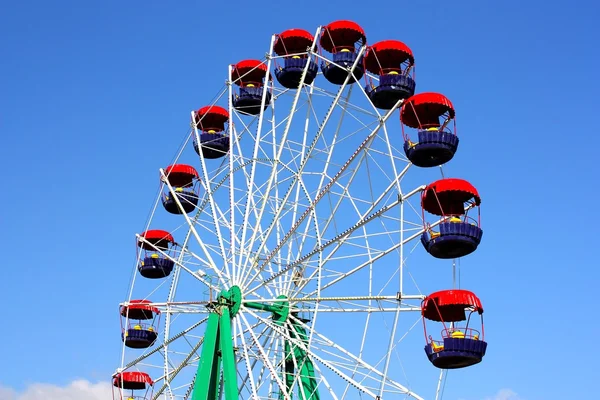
[292,55,301,59]
[175,187,184,193]
[429,230,440,239]
[151,253,159,259]
[473,334,479,340]
[133,325,142,330]
[426,127,438,131]
[407,140,417,148]
[246,83,255,88]
[431,341,444,352]
[208,129,216,134]
[449,216,462,223]
[388,70,399,75]
[148,326,155,332]
[450,330,465,339]
[340,48,351,53]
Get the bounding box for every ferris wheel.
[113,20,488,400]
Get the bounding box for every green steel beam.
[190,287,242,400]
[208,341,222,400]
[283,340,294,400]
[245,301,280,313]
[190,288,321,400]
[191,312,220,400]
[219,306,238,399]
[290,318,320,400]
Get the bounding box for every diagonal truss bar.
[243,96,406,293]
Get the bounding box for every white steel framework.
[116,25,452,400]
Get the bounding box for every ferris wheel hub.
[217,285,243,317]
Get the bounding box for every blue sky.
[1,1,598,399]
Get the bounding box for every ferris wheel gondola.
[120,300,160,349]
[319,20,366,84]
[273,29,319,89]
[401,92,459,168]
[231,59,272,115]
[136,229,176,279]
[161,164,200,215]
[364,40,416,110]
[422,289,488,369]
[193,105,230,159]
[420,178,484,259]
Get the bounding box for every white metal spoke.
[240,47,366,284]
[236,320,272,397]
[289,314,424,399]
[244,98,408,295]
[160,168,230,286]
[239,311,290,400]
[193,111,232,286]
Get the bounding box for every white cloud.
[484,388,522,400]
[0,380,112,400]
[0,387,17,400]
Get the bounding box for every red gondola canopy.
[164,164,199,187]
[319,20,366,53]
[422,289,484,322]
[113,371,154,389]
[138,229,174,250]
[401,92,455,129]
[232,59,270,84]
[364,40,414,74]
[195,105,229,131]
[421,178,481,216]
[274,29,314,55]
[120,299,160,319]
